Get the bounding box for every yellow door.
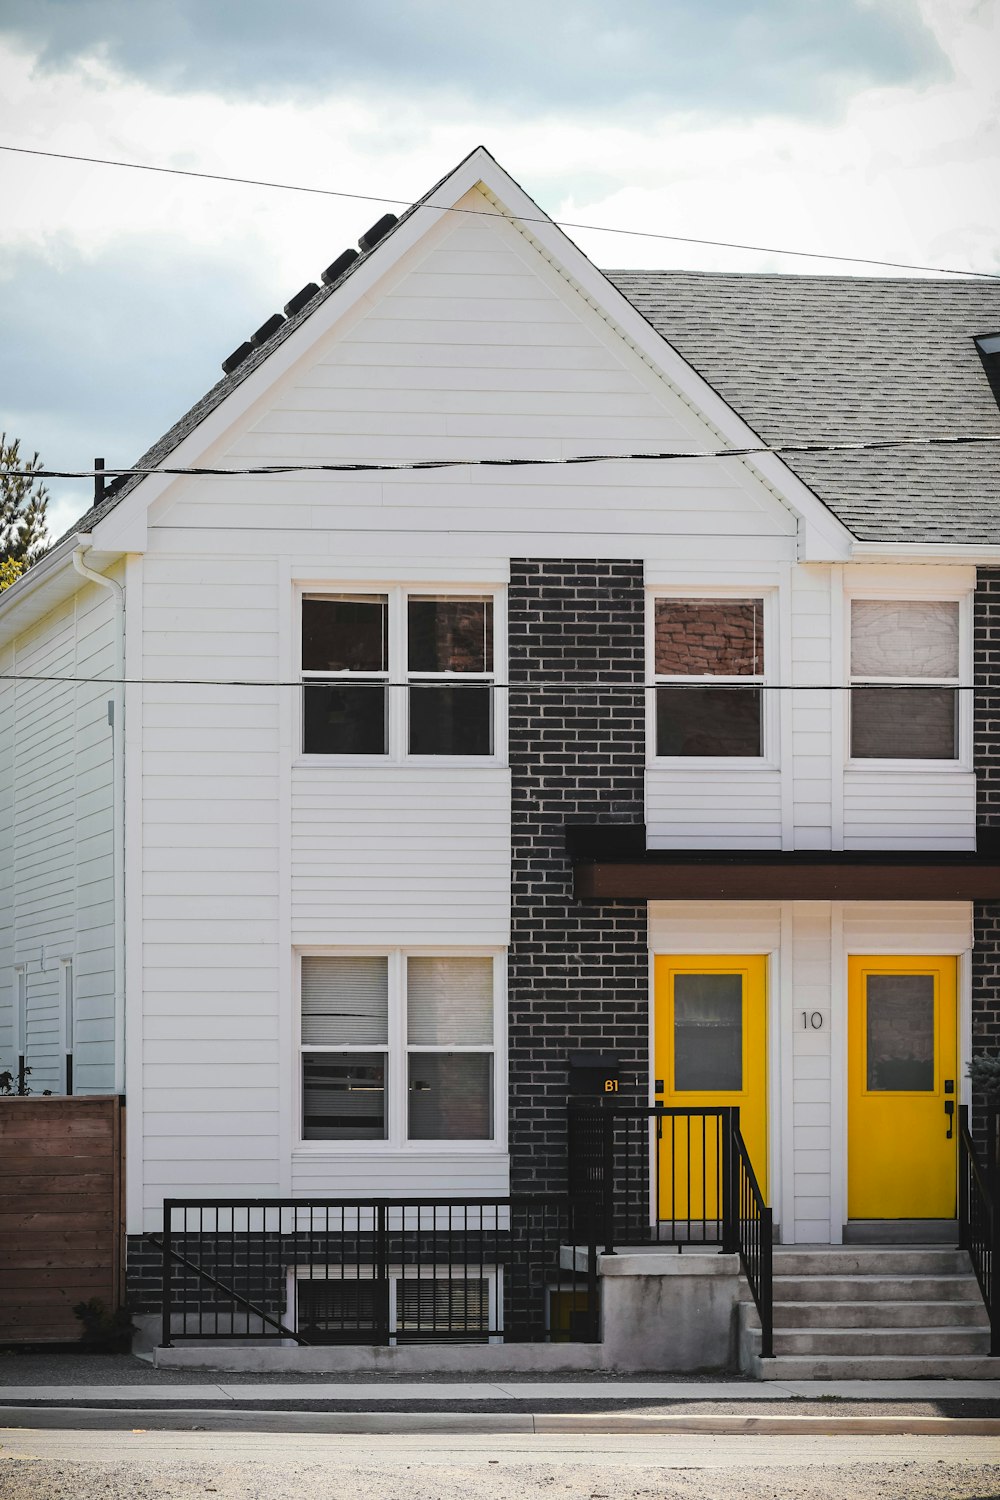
[654,955,768,1223]
[847,955,958,1220]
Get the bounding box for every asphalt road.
[2,1428,999,1500]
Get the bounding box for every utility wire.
[8,432,1000,483]
[0,674,984,690]
[4,142,999,282]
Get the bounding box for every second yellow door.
[847,955,958,1220]
[654,955,768,1223]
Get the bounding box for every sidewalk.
[3,1354,1000,1433]
[5,1377,1000,1403]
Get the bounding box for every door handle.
[944,1099,955,1139]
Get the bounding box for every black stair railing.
[729,1118,773,1358]
[568,1104,773,1358]
[958,1105,1000,1356]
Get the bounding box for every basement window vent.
[288,1268,497,1345]
[974,331,1000,410]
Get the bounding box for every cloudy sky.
[0,0,997,539]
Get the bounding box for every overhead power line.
[0,674,986,691]
[8,432,1000,484]
[3,142,999,282]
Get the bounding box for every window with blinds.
[849,599,961,760]
[407,957,494,1141]
[301,957,388,1141]
[299,952,498,1146]
[294,1273,491,1343]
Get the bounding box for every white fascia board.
[0,532,85,649]
[850,541,1000,565]
[89,144,854,561]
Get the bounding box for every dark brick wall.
[127,1236,162,1314]
[973,569,1000,1149]
[506,559,648,1194]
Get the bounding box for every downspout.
[72,541,126,1095]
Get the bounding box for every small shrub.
[72,1298,135,1352]
[967,1053,1000,1106]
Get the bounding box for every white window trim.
[646,585,779,770]
[285,1263,503,1344]
[295,946,507,1155]
[295,583,508,769]
[843,585,972,773]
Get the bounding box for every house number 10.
[800,1011,825,1029]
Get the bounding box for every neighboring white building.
[2,146,999,1269]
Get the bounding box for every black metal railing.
[153,1196,598,1348]
[731,1120,773,1357]
[958,1105,1000,1356]
[569,1104,735,1249]
[569,1104,773,1355]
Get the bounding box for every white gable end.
[145,188,802,561]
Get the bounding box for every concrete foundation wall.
[145,1251,743,1374]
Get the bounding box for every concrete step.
[771,1248,969,1276]
[773,1274,981,1302]
[772,1326,991,1357]
[753,1353,1000,1381]
[751,1299,988,1329]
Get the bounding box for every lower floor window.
[300,951,498,1145]
[293,1271,493,1343]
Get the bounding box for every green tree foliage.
[968,1053,1000,1105]
[1,433,50,589]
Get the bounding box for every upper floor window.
[301,591,495,758]
[849,600,960,761]
[653,596,766,758]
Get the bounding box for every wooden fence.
[0,1095,125,1343]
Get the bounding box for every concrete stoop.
[741,1246,1000,1380]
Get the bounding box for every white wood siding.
[646,770,783,850]
[291,766,510,944]
[291,1152,509,1197]
[0,583,116,1094]
[791,567,834,850]
[789,903,833,1242]
[0,641,14,1076]
[840,902,972,952]
[139,556,282,1217]
[843,770,976,850]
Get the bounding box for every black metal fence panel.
[154,1196,598,1347]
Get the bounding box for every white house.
[2,147,1000,1370]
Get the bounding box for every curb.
[2,1408,999,1436]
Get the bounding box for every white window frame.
[647,587,778,769]
[844,586,972,772]
[285,1263,503,1345]
[297,584,507,768]
[295,947,506,1153]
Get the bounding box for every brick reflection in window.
[655,598,763,677]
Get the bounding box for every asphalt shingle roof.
[606,271,1000,544]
